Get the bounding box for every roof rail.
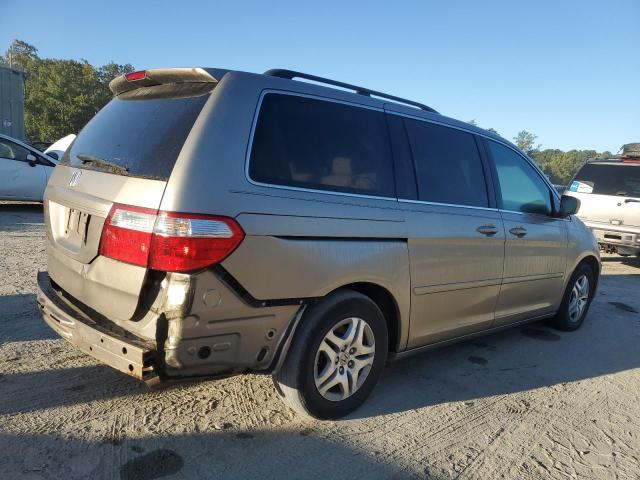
[264,69,438,114]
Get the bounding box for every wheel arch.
[331,282,402,353]
[577,254,601,292]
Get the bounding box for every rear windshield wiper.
[76,153,130,176]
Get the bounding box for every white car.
[0,133,60,201]
[44,134,76,161]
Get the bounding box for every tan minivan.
[36,68,600,419]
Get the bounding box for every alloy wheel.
[314,317,376,401]
[568,274,589,322]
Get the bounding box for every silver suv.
[36,67,600,419]
[566,158,640,257]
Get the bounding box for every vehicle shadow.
[600,255,640,268]
[0,429,424,480]
[1,274,639,422]
[0,293,57,344]
[351,272,640,419]
[0,202,44,231]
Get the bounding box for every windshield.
[62,87,210,180]
[571,163,640,197]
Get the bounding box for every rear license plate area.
[64,207,90,245]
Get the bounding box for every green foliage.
[531,149,612,185]
[514,130,539,153]
[2,39,133,141]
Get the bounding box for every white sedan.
[0,134,63,201]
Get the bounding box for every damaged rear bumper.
[36,271,157,381]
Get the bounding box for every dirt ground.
[1,202,639,480]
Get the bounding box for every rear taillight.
[98,204,244,272]
[99,205,155,267]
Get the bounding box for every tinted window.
[0,139,29,162]
[404,119,488,207]
[488,141,552,215]
[63,86,210,180]
[572,163,640,196]
[249,94,394,197]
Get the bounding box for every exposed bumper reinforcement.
[36,271,157,381]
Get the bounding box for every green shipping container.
[0,64,26,140]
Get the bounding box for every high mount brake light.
[98,204,245,272]
[125,71,147,82]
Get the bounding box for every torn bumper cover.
[36,271,157,381]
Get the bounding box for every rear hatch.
[45,68,222,322]
[567,161,640,228]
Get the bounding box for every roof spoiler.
[109,68,227,96]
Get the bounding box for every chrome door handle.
[476,224,498,236]
[509,226,527,238]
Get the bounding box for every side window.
[487,141,552,215]
[0,139,29,162]
[249,93,395,197]
[403,119,489,207]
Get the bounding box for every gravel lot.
[1,203,639,480]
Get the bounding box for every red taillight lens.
[125,70,146,81]
[149,212,244,272]
[99,205,156,267]
[98,204,244,272]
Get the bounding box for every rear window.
[249,93,395,198]
[572,163,640,197]
[63,88,210,180]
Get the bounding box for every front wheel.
[548,263,596,331]
[273,289,388,419]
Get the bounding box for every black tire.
[548,263,596,331]
[273,289,388,419]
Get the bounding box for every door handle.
[509,226,527,238]
[476,224,498,236]
[624,198,640,204]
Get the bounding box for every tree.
[2,39,134,141]
[96,62,135,106]
[514,130,539,153]
[530,148,613,185]
[2,39,38,69]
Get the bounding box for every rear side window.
[249,93,395,197]
[64,87,210,180]
[487,141,552,215]
[572,163,640,196]
[403,119,489,207]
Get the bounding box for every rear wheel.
[273,289,387,419]
[548,263,595,331]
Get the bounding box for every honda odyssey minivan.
[36,67,600,419]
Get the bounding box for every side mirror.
[47,151,59,161]
[26,153,38,167]
[559,194,580,217]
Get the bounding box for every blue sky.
[1,0,638,152]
